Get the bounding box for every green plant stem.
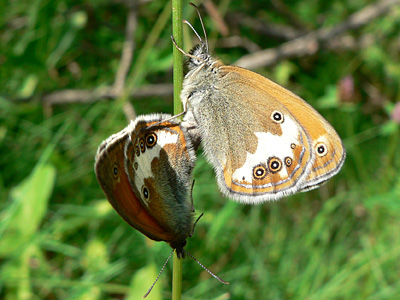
[172,0,183,299]
[172,250,183,300]
[172,0,184,116]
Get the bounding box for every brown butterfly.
[95,114,197,256]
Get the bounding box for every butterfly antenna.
[143,250,174,298]
[183,19,204,44]
[171,36,206,63]
[183,249,230,285]
[189,2,209,53]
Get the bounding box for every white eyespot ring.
[271,111,284,124]
[315,142,328,157]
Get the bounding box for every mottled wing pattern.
[124,114,196,247]
[94,125,173,242]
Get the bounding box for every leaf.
[0,163,56,256]
[0,161,56,300]
[0,123,67,300]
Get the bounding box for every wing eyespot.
[253,164,267,180]
[285,157,292,167]
[271,111,284,124]
[112,164,118,178]
[142,186,150,200]
[145,132,157,148]
[139,138,145,153]
[316,142,328,157]
[268,157,282,173]
[135,145,140,157]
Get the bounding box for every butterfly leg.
[189,179,196,212]
[145,107,188,130]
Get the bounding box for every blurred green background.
[1,0,400,299]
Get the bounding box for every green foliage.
[1,0,400,299]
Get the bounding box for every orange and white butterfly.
[178,4,346,204]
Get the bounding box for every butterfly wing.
[124,114,196,248]
[95,127,179,242]
[184,64,344,203]
[227,67,346,192]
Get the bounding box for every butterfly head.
[187,43,212,69]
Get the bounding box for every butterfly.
[176,4,346,204]
[94,114,198,257]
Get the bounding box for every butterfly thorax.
[181,49,224,111]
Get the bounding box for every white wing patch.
[232,116,301,183]
[312,134,329,147]
[156,129,179,147]
[132,129,179,205]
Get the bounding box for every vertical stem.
[172,250,183,300]
[172,0,183,299]
[172,0,184,116]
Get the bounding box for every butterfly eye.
[253,164,267,180]
[142,186,150,200]
[285,157,292,167]
[316,142,328,157]
[268,157,282,173]
[271,111,284,123]
[145,133,157,148]
[139,138,146,153]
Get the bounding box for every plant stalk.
[172,0,184,116]
[172,0,183,299]
[172,250,183,300]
